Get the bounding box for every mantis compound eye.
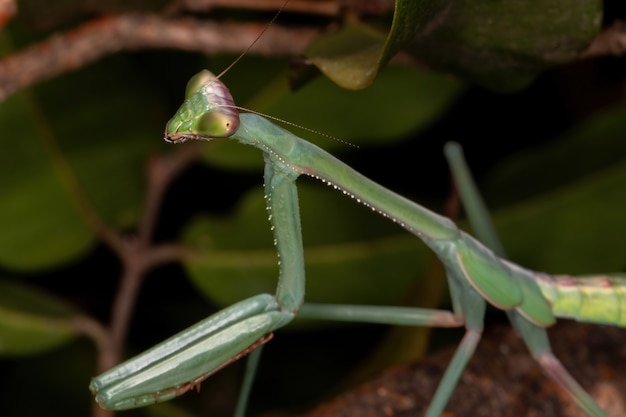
[185,70,217,99]
[197,111,240,138]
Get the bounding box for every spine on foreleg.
[535,273,626,327]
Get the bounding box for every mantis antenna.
[214,0,291,82]
[188,0,357,148]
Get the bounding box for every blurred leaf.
[493,160,626,274]
[305,0,601,92]
[407,0,602,92]
[485,102,626,204]
[475,102,626,274]
[0,42,164,270]
[181,183,432,315]
[204,65,464,171]
[43,63,165,228]
[0,91,93,270]
[0,338,94,415]
[0,279,78,356]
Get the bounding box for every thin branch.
[170,0,341,15]
[72,315,112,368]
[72,315,115,417]
[0,14,320,102]
[166,0,393,19]
[0,0,16,27]
[138,145,202,245]
[103,145,202,372]
[104,240,196,370]
[580,20,626,59]
[148,242,198,266]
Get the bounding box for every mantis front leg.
[90,137,466,412]
[445,142,609,417]
[90,155,303,409]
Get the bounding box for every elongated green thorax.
[165,70,240,143]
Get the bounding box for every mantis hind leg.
[446,142,608,417]
[234,345,264,417]
[422,267,486,417]
[509,312,608,417]
[296,267,487,417]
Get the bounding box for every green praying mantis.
[88,9,625,415]
[88,65,626,417]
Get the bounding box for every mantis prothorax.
[88,67,625,417]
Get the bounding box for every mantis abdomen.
[536,272,626,326]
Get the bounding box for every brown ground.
[299,321,626,417]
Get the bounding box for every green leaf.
[0,279,78,356]
[181,183,433,314]
[407,0,602,92]
[305,0,442,90]
[304,22,388,91]
[304,0,601,92]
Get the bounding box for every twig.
[580,20,626,59]
[138,145,202,245]
[170,0,340,15]
[0,14,320,102]
[72,315,114,417]
[105,145,201,367]
[0,0,16,27]
[167,0,394,17]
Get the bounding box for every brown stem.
[170,0,341,15]
[0,14,320,102]
[0,0,16,27]
[103,145,201,370]
[106,242,145,363]
[443,176,460,221]
[91,403,113,417]
[580,20,626,59]
[138,145,202,244]
[167,0,393,17]
[72,315,111,366]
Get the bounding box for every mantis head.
[165,70,240,143]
